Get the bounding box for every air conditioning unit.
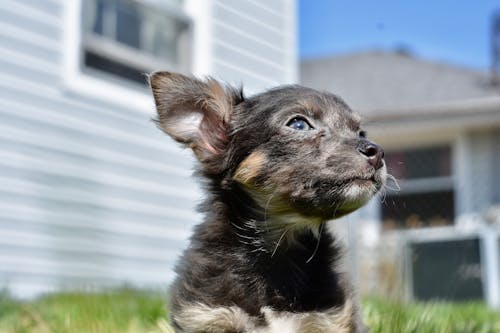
[408,237,483,301]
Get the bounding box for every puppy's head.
[151,72,386,224]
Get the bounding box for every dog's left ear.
[150,72,242,169]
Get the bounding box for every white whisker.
[271,226,293,258]
[306,222,324,263]
[264,188,280,226]
[384,173,400,192]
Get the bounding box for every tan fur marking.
[205,79,232,122]
[351,112,362,128]
[174,303,255,333]
[261,298,355,333]
[233,151,267,185]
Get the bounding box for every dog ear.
[150,72,242,166]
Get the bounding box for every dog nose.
[358,142,384,169]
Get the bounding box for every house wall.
[363,125,500,223]
[353,126,500,298]
[455,130,498,217]
[211,0,297,93]
[493,130,500,205]
[0,0,296,297]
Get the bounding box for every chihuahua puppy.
[150,72,386,333]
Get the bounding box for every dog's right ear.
[150,72,242,168]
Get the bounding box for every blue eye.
[287,117,313,130]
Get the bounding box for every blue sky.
[299,0,500,69]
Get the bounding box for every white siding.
[493,130,500,204]
[0,0,296,297]
[211,0,297,92]
[455,131,497,217]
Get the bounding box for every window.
[81,0,191,87]
[410,238,483,301]
[382,146,455,229]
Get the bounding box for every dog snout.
[358,141,385,169]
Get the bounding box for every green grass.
[0,288,173,333]
[1,289,499,332]
[363,297,500,333]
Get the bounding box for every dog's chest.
[258,302,354,333]
[173,300,355,333]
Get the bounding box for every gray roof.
[300,50,500,115]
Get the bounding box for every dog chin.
[333,180,379,217]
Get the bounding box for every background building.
[0,0,297,298]
[302,50,500,308]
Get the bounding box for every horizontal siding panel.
[251,0,284,13]
[0,173,197,222]
[0,250,174,282]
[0,20,59,53]
[0,89,189,162]
[0,257,113,285]
[0,52,59,83]
[0,229,180,265]
[0,257,175,285]
[14,0,62,18]
[214,60,280,93]
[0,165,198,210]
[213,3,285,48]
[0,113,193,180]
[215,0,284,37]
[0,72,157,128]
[213,22,285,63]
[0,204,194,241]
[212,0,294,90]
[1,0,61,22]
[0,61,152,123]
[217,0,284,31]
[0,146,191,203]
[0,244,177,286]
[0,132,193,186]
[0,2,60,39]
[214,41,285,81]
[0,196,195,232]
[0,33,59,66]
[0,114,193,176]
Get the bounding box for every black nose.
[358,142,385,169]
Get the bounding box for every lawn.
[0,289,172,333]
[1,289,499,333]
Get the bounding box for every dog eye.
[359,131,367,138]
[287,117,313,130]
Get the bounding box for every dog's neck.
[194,182,347,313]
[206,182,330,258]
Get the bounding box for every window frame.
[63,0,192,110]
[381,143,456,230]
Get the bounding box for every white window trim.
[184,0,213,76]
[62,0,200,112]
[384,142,455,194]
[395,176,454,194]
[379,143,457,230]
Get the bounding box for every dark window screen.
[382,145,454,229]
[84,51,147,85]
[385,146,451,180]
[411,238,483,301]
[116,1,141,48]
[92,0,106,35]
[382,190,454,229]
